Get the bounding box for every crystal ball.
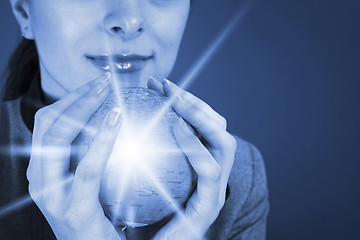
[73,87,197,228]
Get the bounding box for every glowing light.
[0,195,33,218]
[0,175,73,218]
[0,144,32,157]
[141,3,253,138]
[0,4,252,237]
[113,5,253,235]
[179,1,253,89]
[129,159,203,238]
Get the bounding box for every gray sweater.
[0,98,269,239]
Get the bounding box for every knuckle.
[73,87,84,95]
[183,91,196,104]
[218,195,226,209]
[204,206,221,225]
[201,161,221,182]
[34,108,46,120]
[28,184,36,201]
[43,200,60,216]
[219,133,237,152]
[219,116,227,130]
[227,135,237,151]
[211,163,222,182]
[191,110,205,124]
[64,210,82,229]
[41,131,54,145]
[41,130,67,146]
[34,107,52,124]
[41,130,57,146]
[75,164,98,182]
[64,206,102,231]
[28,184,42,206]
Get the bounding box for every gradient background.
[1,0,359,239]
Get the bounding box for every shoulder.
[225,135,268,214]
[228,135,269,238]
[230,135,268,204]
[0,98,22,126]
[0,98,31,144]
[0,98,21,117]
[206,135,269,239]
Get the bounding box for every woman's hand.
[148,78,237,239]
[26,73,126,240]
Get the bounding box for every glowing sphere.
[74,87,197,228]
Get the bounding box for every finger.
[33,72,111,138]
[174,118,221,197]
[163,80,235,155]
[69,107,122,216]
[27,72,112,197]
[173,118,222,229]
[40,78,111,189]
[147,77,164,94]
[28,72,111,178]
[162,78,227,130]
[41,77,110,146]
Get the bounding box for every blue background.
[1,0,359,239]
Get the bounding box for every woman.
[0,0,269,239]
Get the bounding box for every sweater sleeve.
[227,143,270,240]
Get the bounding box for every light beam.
[0,175,73,218]
[0,3,254,236]
[141,1,253,138]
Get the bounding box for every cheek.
[31,3,93,52]
[30,2,100,88]
[150,7,189,76]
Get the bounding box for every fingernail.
[105,71,111,79]
[148,76,157,82]
[93,72,111,84]
[161,78,169,84]
[107,107,122,127]
[147,77,157,85]
[90,81,108,96]
[90,72,111,96]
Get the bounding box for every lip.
[86,54,153,73]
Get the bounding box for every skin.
[10,0,237,239]
[12,0,190,99]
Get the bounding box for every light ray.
[114,2,254,235]
[140,2,253,139]
[0,144,32,157]
[0,195,33,218]
[131,159,202,238]
[103,3,254,233]
[104,38,127,113]
[0,175,73,218]
[0,2,254,234]
[179,1,253,90]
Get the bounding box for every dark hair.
[1,39,39,101]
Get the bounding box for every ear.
[9,0,34,39]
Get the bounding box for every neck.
[39,63,68,100]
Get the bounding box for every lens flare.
[140,2,253,138]
[0,4,252,238]
[0,175,73,217]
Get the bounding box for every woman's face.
[26,0,190,98]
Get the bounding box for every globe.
[73,87,197,228]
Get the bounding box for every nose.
[104,2,144,40]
